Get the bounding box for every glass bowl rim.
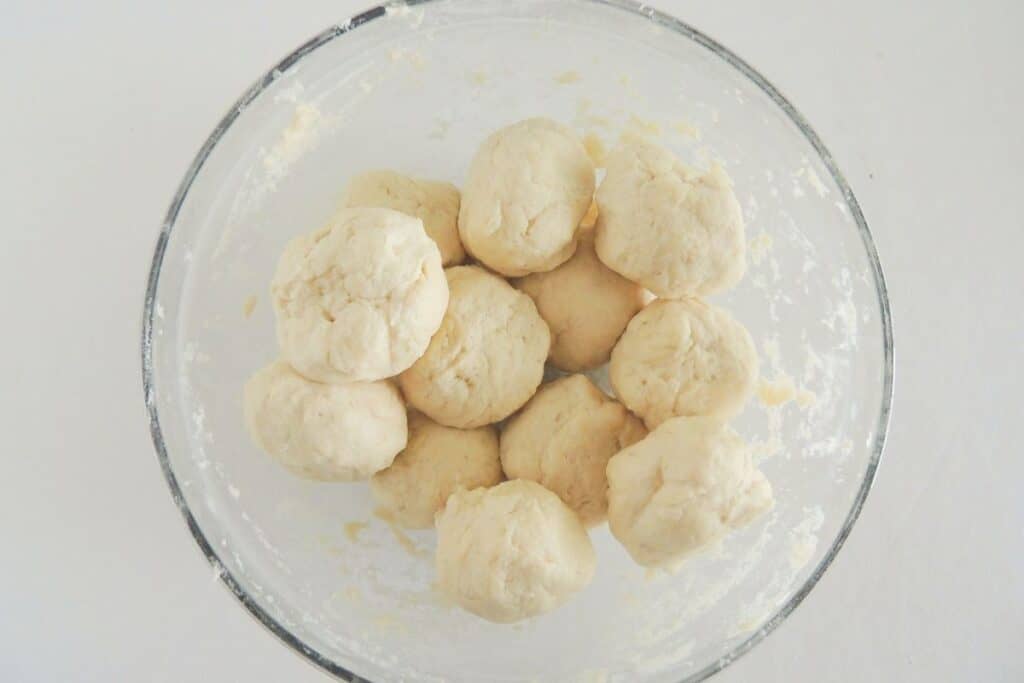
[139,1,895,681]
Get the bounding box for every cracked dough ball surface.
[370,413,502,529]
[341,170,465,266]
[516,233,645,372]
[606,416,774,568]
[458,118,595,277]
[271,207,448,384]
[500,374,647,526]
[399,265,550,428]
[610,298,757,429]
[435,479,596,623]
[243,361,407,481]
[595,140,745,297]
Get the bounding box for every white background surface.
[2,0,1021,681]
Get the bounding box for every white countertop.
[2,0,1021,680]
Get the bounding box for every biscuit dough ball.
[370,413,502,529]
[243,361,406,481]
[458,118,595,276]
[595,140,745,297]
[610,298,758,429]
[516,233,645,372]
[341,170,465,266]
[500,375,647,526]
[271,207,448,384]
[607,416,774,568]
[435,480,596,623]
[399,266,550,428]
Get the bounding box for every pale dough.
[371,412,503,529]
[243,360,406,481]
[500,374,647,526]
[458,118,595,276]
[399,266,550,428]
[516,232,645,372]
[435,479,595,623]
[610,298,758,428]
[595,139,745,297]
[272,208,448,384]
[606,416,774,568]
[341,170,465,266]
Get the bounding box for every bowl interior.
[145,1,890,681]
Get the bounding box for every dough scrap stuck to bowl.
[595,139,745,297]
[435,479,596,623]
[458,117,595,276]
[371,412,503,529]
[271,207,448,384]
[606,416,774,568]
[610,298,758,428]
[399,265,550,428]
[341,170,465,266]
[500,374,646,526]
[243,360,407,481]
[515,232,645,372]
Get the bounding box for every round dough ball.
[370,413,503,529]
[399,266,550,428]
[341,170,465,266]
[458,118,595,276]
[500,375,647,526]
[516,233,645,372]
[243,360,407,481]
[435,479,596,623]
[595,139,745,297]
[610,298,758,428]
[607,416,774,568]
[271,207,448,384]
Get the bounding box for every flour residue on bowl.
[262,103,324,183]
[345,520,369,542]
[788,506,824,570]
[555,70,582,85]
[749,231,774,266]
[384,2,426,29]
[242,294,258,318]
[375,508,430,559]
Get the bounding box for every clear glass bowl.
[141,1,893,681]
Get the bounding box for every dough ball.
[516,233,645,372]
[243,360,406,481]
[272,208,448,384]
[399,266,550,428]
[595,139,745,297]
[458,118,595,276]
[607,416,774,568]
[341,170,465,266]
[371,413,502,529]
[435,479,596,623]
[500,375,647,526]
[610,298,758,428]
